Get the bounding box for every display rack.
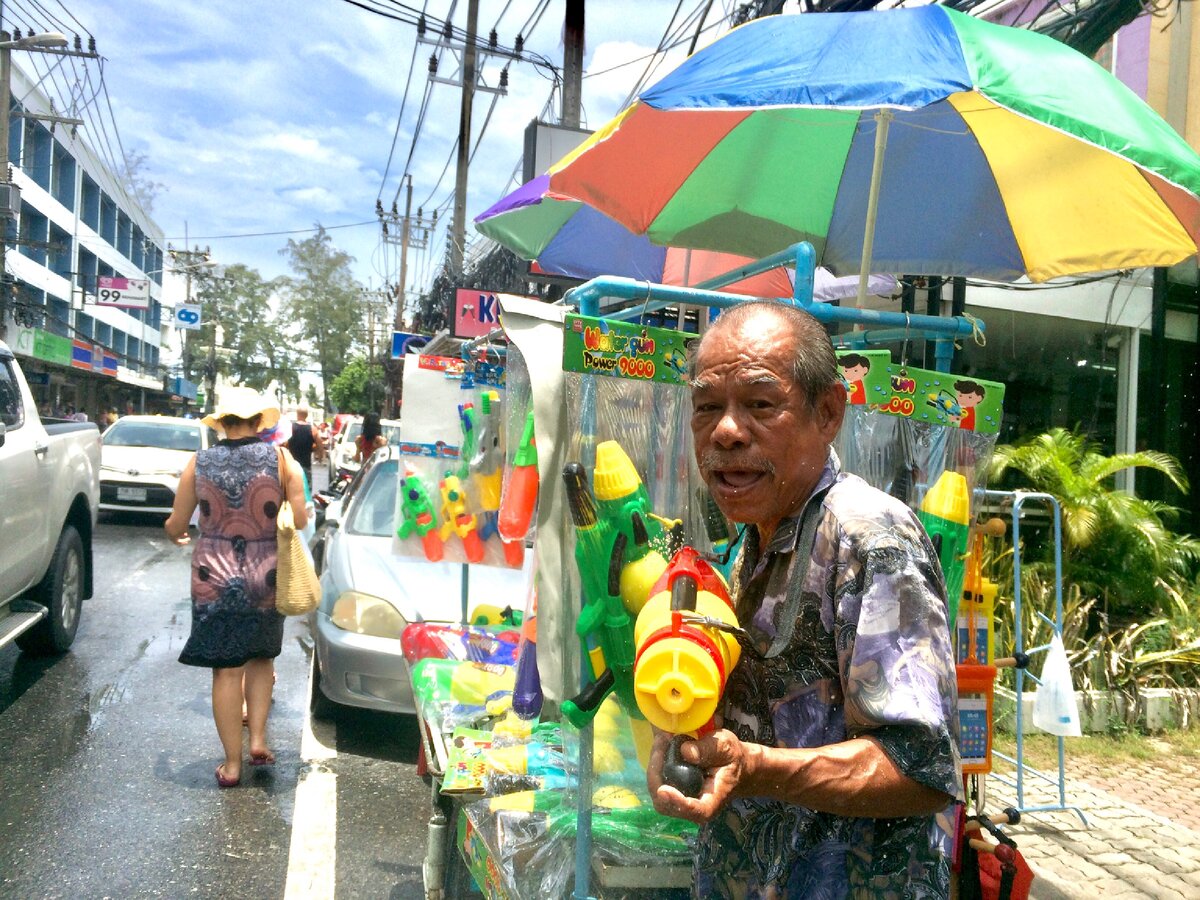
[980,489,1088,826]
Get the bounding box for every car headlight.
[330,591,407,638]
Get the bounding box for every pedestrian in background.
[164,387,308,788]
[353,411,387,463]
[287,406,315,486]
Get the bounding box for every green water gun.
[397,469,444,562]
[918,470,971,625]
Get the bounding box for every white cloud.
[49,0,711,290]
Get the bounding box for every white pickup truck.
[0,339,100,654]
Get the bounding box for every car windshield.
[344,422,362,442]
[103,420,202,452]
[347,458,398,537]
[383,425,402,445]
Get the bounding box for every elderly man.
[649,301,961,898]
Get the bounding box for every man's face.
[690,313,844,534]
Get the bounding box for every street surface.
[0,497,432,900]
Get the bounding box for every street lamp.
[0,31,70,339]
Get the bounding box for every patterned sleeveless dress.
[178,438,286,668]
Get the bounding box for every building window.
[112,330,126,356]
[100,193,116,244]
[77,312,94,339]
[81,174,100,230]
[127,336,141,370]
[51,140,76,211]
[77,247,98,298]
[95,321,112,346]
[49,223,72,280]
[48,297,70,337]
[132,226,145,270]
[960,305,1121,454]
[117,211,132,260]
[22,121,52,190]
[18,201,48,265]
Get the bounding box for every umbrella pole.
[856,109,893,313]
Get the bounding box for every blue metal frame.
[566,242,981,374]
[981,489,1088,826]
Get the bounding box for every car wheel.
[17,525,85,655]
[309,651,338,721]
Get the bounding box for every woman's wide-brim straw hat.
[200,387,281,432]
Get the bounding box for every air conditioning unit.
[0,183,20,218]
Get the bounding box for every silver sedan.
[309,447,532,718]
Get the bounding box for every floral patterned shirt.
[695,452,962,899]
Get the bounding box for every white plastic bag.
[1032,633,1082,736]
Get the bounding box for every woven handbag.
[275,448,321,616]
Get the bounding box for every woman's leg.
[212,665,246,781]
[244,657,275,762]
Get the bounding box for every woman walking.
[165,388,309,787]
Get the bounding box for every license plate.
[117,486,147,502]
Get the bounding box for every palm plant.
[989,428,1200,622]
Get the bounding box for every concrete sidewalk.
[981,751,1200,898]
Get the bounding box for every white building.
[0,56,192,418]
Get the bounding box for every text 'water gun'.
[633,547,740,797]
[438,473,485,563]
[559,441,672,727]
[498,409,538,542]
[918,470,971,627]
[397,469,444,562]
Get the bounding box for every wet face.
[690,312,844,538]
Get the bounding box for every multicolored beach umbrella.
[474,175,900,300]
[483,7,1200,285]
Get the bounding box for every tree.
[327,357,374,413]
[279,227,362,412]
[122,150,164,216]
[989,428,1200,621]
[187,264,298,400]
[306,385,321,410]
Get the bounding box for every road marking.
[283,679,338,899]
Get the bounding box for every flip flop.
[249,749,276,766]
[216,764,240,788]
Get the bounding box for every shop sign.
[71,339,94,370]
[174,304,203,330]
[10,326,36,357]
[168,377,198,401]
[417,354,466,378]
[96,276,151,310]
[453,289,519,339]
[390,331,429,359]
[562,314,695,386]
[32,330,72,367]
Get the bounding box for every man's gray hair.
[689,300,840,408]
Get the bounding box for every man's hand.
[648,728,753,825]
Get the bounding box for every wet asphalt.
[0,497,432,899]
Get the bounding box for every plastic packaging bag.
[1032,633,1081,736]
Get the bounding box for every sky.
[18,0,743,297]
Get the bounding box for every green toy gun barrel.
[918,470,971,626]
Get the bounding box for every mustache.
[698,450,776,477]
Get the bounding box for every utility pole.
[0,28,78,341]
[169,243,213,409]
[396,175,413,331]
[449,0,480,279]
[562,1,584,128]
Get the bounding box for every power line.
[164,220,377,242]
